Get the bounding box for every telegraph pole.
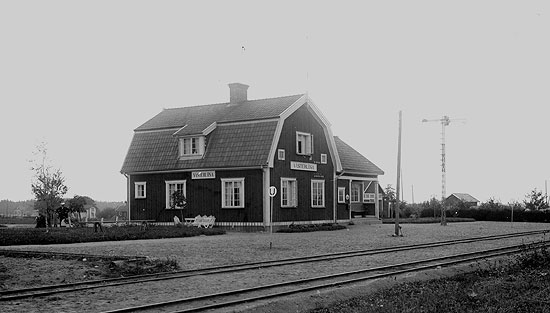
[394,111,402,237]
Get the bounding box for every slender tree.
[171,190,187,222]
[30,142,68,230]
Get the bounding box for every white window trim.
[179,136,205,158]
[278,149,285,161]
[364,192,376,203]
[281,178,298,208]
[296,131,313,155]
[338,187,346,203]
[165,180,186,209]
[320,153,327,164]
[221,178,245,209]
[311,179,325,208]
[135,182,146,199]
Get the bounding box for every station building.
[120,83,384,228]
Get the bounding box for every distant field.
[0,217,35,224]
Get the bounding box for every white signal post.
[269,186,277,248]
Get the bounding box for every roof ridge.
[162,93,305,111]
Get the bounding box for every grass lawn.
[309,247,550,313]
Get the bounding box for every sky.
[1,1,549,204]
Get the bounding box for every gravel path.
[1,221,549,313]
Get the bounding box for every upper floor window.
[296,132,313,155]
[278,149,285,161]
[135,182,146,199]
[320,153,327,164]
[179,137,204,157]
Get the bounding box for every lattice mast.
[422,115,462,226]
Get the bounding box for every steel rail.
[1,229,547,301]
[103,241,550,313]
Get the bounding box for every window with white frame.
[281,178,298,208]
[311,180,325,208]
[351,183,361,203]
[165,180,186,209]
[320,153,327,164]
[364,193,376,203]
[222,178,245,208]
[296,132,313,155]
[338,187,346,203]
[135,182,146,199]
[278,149,285,161]
[179,137,204,157]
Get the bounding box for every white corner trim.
[267,95,308,167]
[172,125,188,136]
[203,122,217,135]
[305,98,342,172]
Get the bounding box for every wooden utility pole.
[394,111,402,237]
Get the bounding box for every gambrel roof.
[121,86,382,176]
[135,94,303,134]
[121,93,311,174]
[334,136,384,175]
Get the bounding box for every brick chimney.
[228,83,249,103]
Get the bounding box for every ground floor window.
[222,178,245,208]
[364,192,376,203]
[338,187,346,203]
[311,179,325,208]
[165,180,186,209]
[135,182,146,199]
[351,183,361,203]
[281,178,298,208]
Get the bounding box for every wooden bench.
[185,215,216,228]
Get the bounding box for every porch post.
[348,179,352,220]
[262,166,271,227]
[374,180,380,218]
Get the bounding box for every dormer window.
[179,136,205,158]
[296,132,313,155]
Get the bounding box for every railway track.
[0,229,547,303]
[102,240,550,313]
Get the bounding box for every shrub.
[277,223,346,233]
[0,225,225,246]
[456,207,550,223]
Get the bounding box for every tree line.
[384,184,550,222]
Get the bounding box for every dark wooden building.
[120,83,384,228]
[446,193,479,208]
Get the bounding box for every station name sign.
[192,171,216,179]
[290,161,317,172]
